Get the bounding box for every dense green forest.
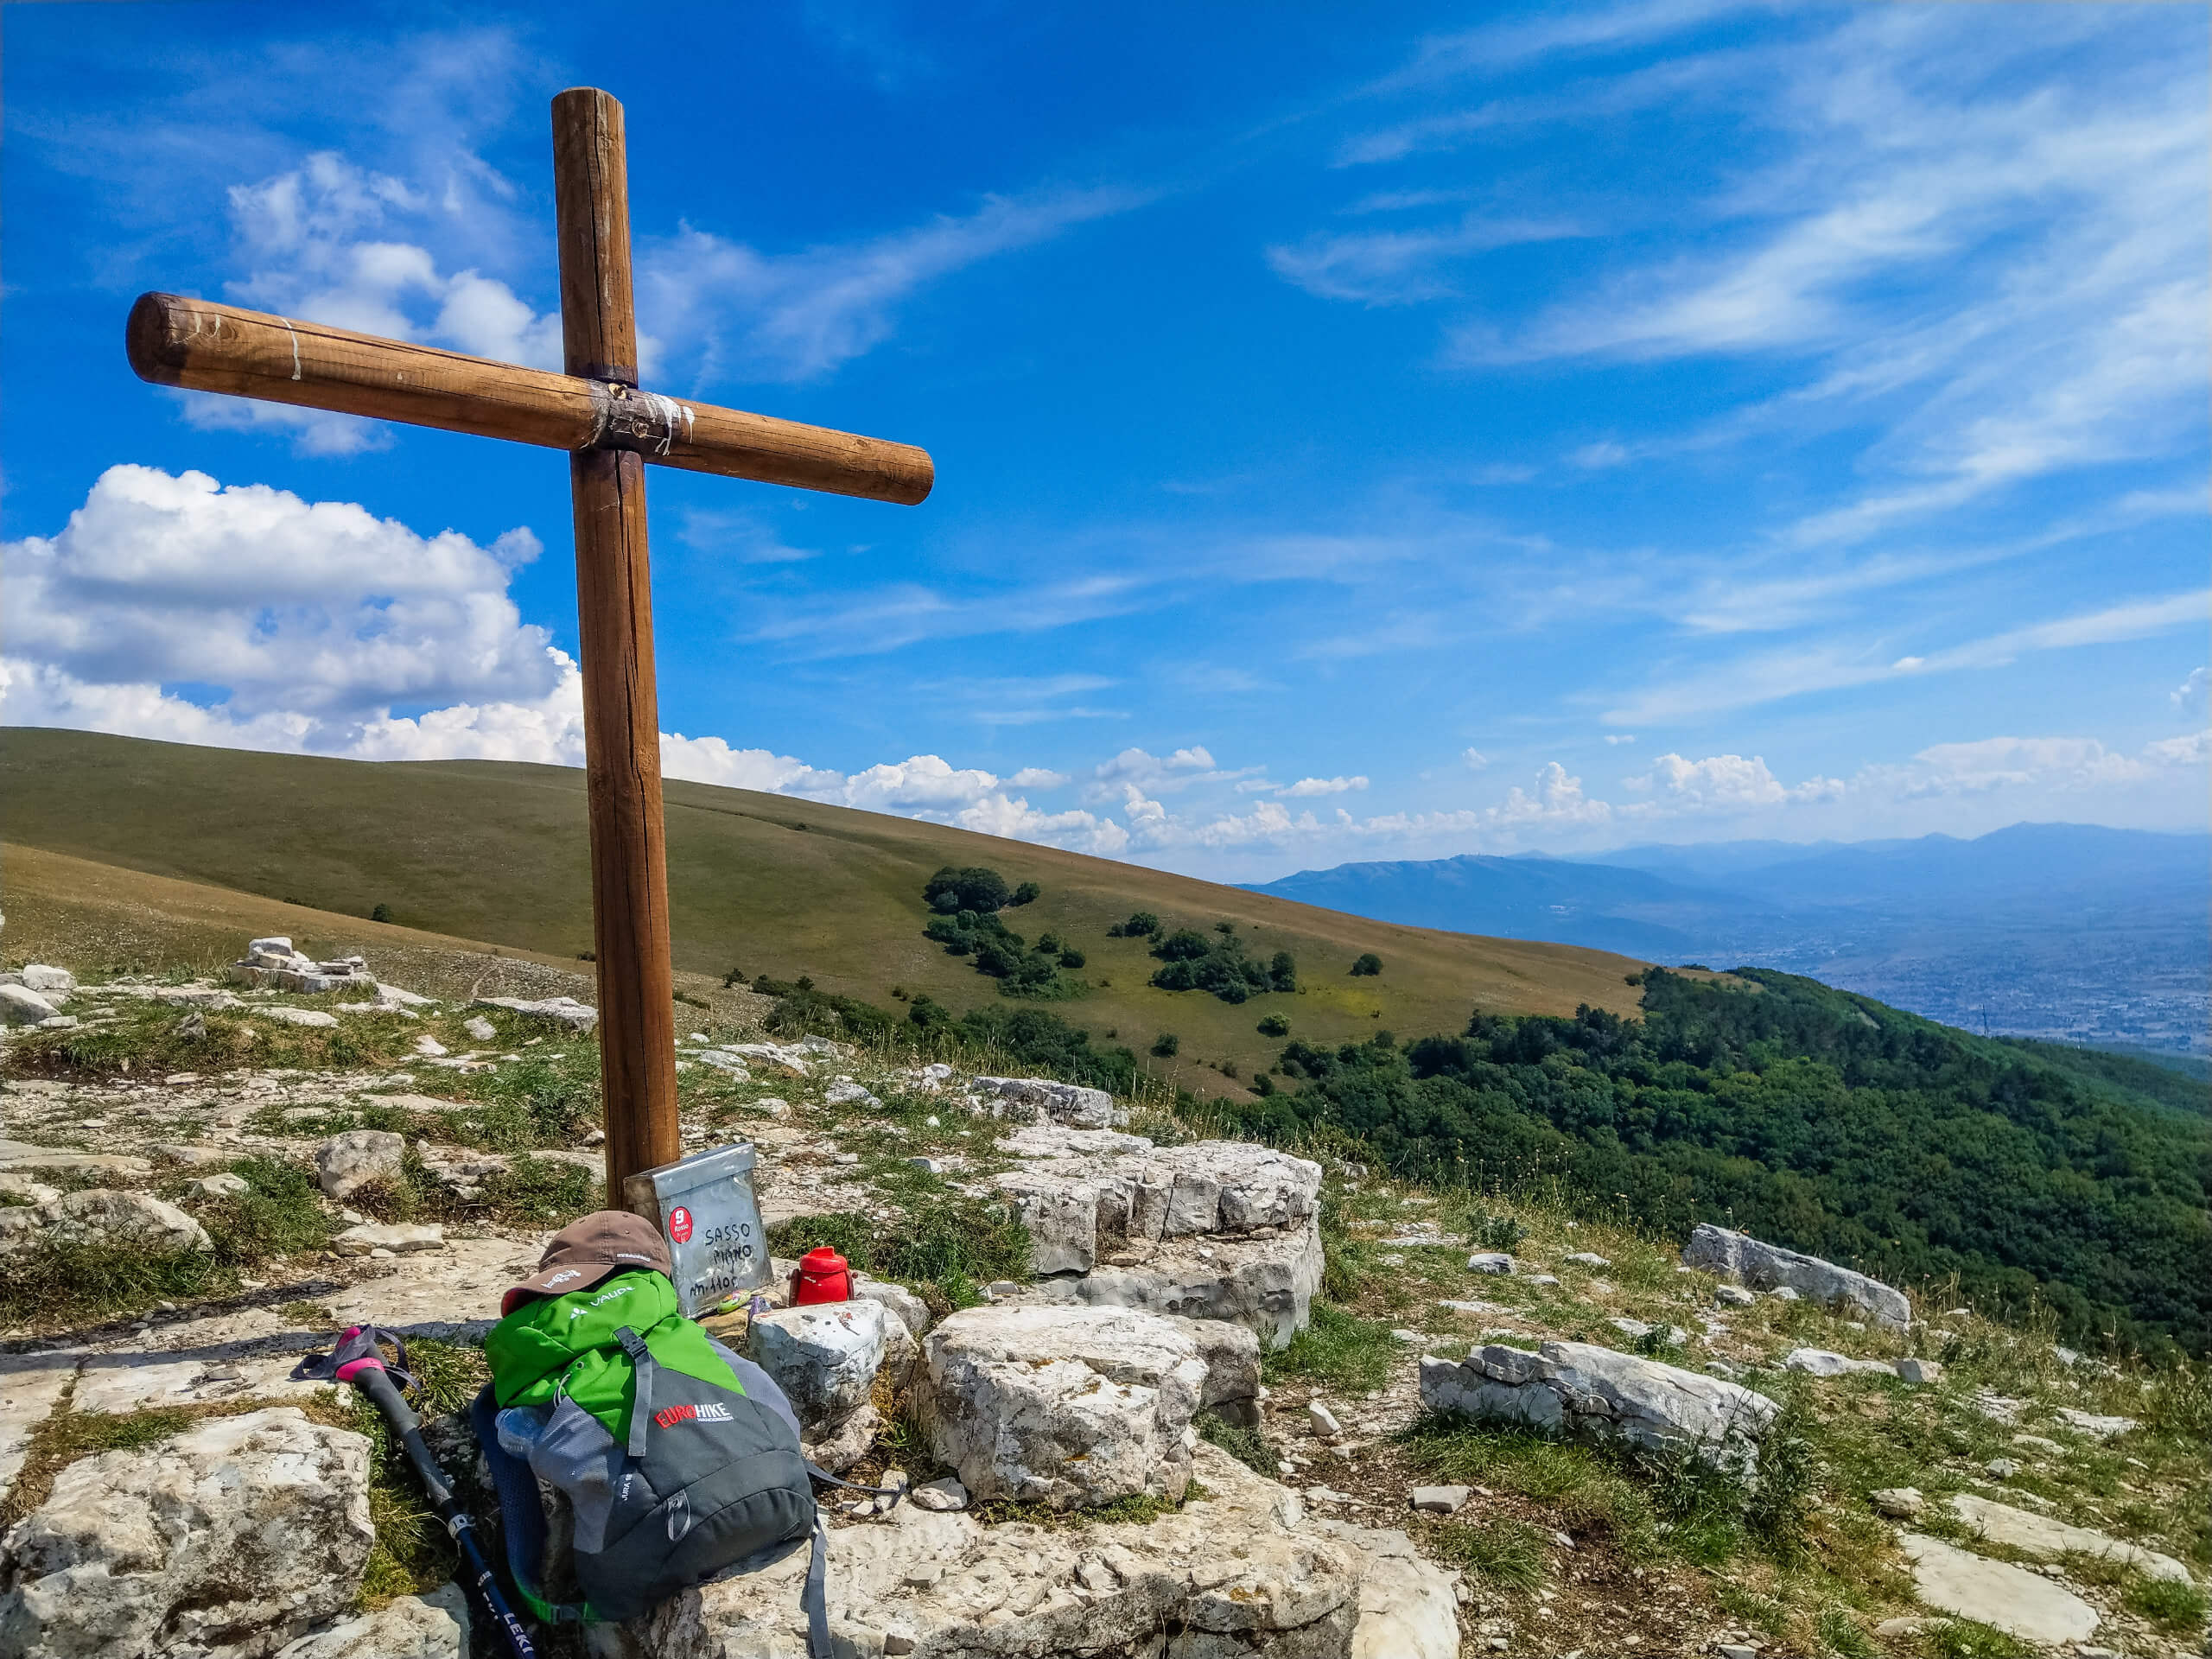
[1221,969,2209,1356]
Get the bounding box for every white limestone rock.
[0,1188,212,1259]
[0,984,60,1026]
[1682,1223,1910,1329]
[1784,1348,1897,1378]
[1466,1252,1516,1274]
[332,1222,447,1257]
[747,1300,889,1433]
[995,1124,1326,1347]
[626,1442,1358,1659]
[264,1006,340,1029]
[1173,1315,1262,1412]
[19,965,75,997]
[917,1304,1210,1508]
[0,1408,375,1659]
[1894,1357,1944,1384]
[2052,1408,2138,1440]
[473,995,597,1032]
[851,1275,930,1342]
[1421,1341,1778,1478]
[1872,1487,1926,1519]
[1947,1494,2192,1584]
[823,1079,881,1109]
[969,1075,1121,1129]
[314,1129,406,1201]
[1899,1533,2099,1646]
[273,1583,467,1658]
[1311,1518,1463,1659]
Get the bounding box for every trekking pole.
[294,1325,537,1659]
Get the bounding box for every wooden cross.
[126,88,933,1195]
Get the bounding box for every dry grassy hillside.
[0,728,1648,1089]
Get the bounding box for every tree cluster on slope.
[1146,923,1296,1004]
[918,867,1078,999]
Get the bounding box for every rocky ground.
[0,949,2204,1659]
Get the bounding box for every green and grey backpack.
[474,1269,891,1651]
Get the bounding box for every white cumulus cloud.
[1626,752,1846,810]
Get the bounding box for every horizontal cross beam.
[126,291,934,505]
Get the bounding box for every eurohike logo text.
[654,1402,733,1429]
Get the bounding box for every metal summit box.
[621,1141,772,1317]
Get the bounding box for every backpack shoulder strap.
[613,1326,655,1458]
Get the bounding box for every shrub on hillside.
[1257,1013,1291,1037]
[1152,1033,1179,1058]
[924,866,1014,914]
[1108,912,1160,938]
[1350,952,1382,976]
[1146,926,1286,1005]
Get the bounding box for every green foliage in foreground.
[1241,969,2211,1355]
[768,1193,1029,1310]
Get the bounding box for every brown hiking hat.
[501,1210,673,1314]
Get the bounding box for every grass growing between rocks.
[1914,1618,2037,1659]
[333,1337,493,1610]
[2124,1575,2209,1635]
[965,1484,1212,1531]
[0,1383,196,1532]
[1434,1514,1549,1590]
[345,1149,600,1231]
[0,1154,332,1331]
[769,1194,1029,1312]
[1195,1409,1281,1478]
[1262,1301,1401,1395]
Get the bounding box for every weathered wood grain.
[125,291,933,505]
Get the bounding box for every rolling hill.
[0,728,1647,1093]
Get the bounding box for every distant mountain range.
[1246,823,2210,1059]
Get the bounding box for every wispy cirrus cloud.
[638,184,1149,385]
[1600,588,2212,725]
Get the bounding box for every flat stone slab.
[626,1444,1363,1659]
[1948,1495,2193,1585]
[0,1351,80,1503]
[72,1351,327,1416]
[1310,1518,1461,1659]
[1683,1223,1910,1329]
[1899,1533,2099,1645]
[1421,1341,1778,1478]
[1784,1347,1897,1377]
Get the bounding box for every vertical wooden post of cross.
[550,88,682,1196]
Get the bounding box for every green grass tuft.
[1263,1301,1400,1395]
[1916,1619,2037,1659]
[2123,1573,2208,1634]
[769,1193,1030,1309]
[1433,1515,1548,1589]
[1195,1409,1281,1478]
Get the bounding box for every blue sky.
[5,1,2206,880]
